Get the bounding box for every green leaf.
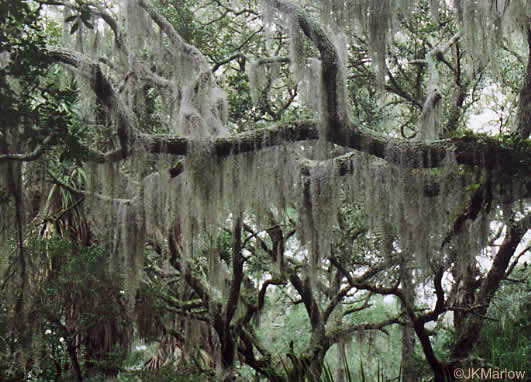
[464,183,481,192]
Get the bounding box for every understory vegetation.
[0,0,529,381]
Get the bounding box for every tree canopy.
[0,1,530,381]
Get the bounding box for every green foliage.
[216,229,232,265]
[500,133,531,175]
[326,313,405,380]
[118,364,214,382]
[153,0,209,47]
[63,1,95,34]
[1,0,49,130]
[0,237,130,381]
[476,267,530,371]
[279,354,397,382]
[225,70,255,128]
[0,0,82,162]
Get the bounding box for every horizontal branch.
[159,292,205,311]
[41,25,529,198]
[0,143,48,162]
[136,121,530,183]
[327,316,402,340]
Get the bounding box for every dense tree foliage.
[0,0,530,381]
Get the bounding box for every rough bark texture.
[516,26,531,140]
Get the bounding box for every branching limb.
[450,213,531,361]
[138,0,209,72]
[46,48,138,158]
[47,170,133,204]
[441,180,493,250]
[126,120,531,181]
[327,316,402,340]
[418,267,446,324]
[505,245,531,278]
[323,284,354,323]
[0,138,51,161]
[265,0,347,131]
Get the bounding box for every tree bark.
[401,323,417,382]
[214,215,243,381]
[400,264,418,382]
[66,339,83,382]
[41,42,531,187]
[515,26,531,140]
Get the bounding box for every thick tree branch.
[265,0,347,131]
[286,266,323,334]
[505,245,531,278]
[159,293,205,311]
[450,213,531,361]
[46,48,137,158]
[138,0,209,72]
[134,121,531,178]
[441,180,493,249]
[515,26,531,139]
[418,267,446,324]
[0,140,50,161]
[35,46,531,201]
[327,316,402,340]
[238,327,285,382]
[225,215,243,325]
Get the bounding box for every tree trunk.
[400,264,418,382]
[66,340,83,382]
[452,265,480,341]
[515,27,531,140]
[219,215,244,381]
[336,340,346,382]
[219,330,236,382]
[401,323,417,382]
